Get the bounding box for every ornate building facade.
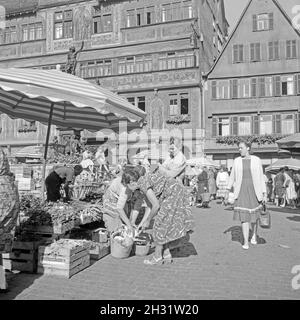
[0,0,228,162]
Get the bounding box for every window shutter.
[275,114,281,134]
[255,43,260,61]
[233,45,238,63]
[274,41,279,59]
[233,79,238,98]
[294,74,298,95]
[295,113,300,133]
[251,78,257,97]
[259,77,265,97]
[212,118,217,137]
[269,13,274,30]
[230,116,238,135]
[239,45,243,62]
[250,43,254,61]
[268,42,273,60]
[252,15,257,31]
[286,40,291,59]
[212,80,217,99]
[292,40,297,58]
[252,115,259,135]
[297,74,300,95]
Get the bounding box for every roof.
[1,0,38,15]
[206,0,300,78]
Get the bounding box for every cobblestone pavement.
[1,201,300,300]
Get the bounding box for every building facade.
[204,0,300,169]
[0,0,228,162]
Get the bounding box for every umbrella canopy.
[265,158,300,174]
[0,68,146,132]
[276,133,300,150]
[0,67,146,201]
[186,157,220,168]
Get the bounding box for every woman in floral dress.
[135,168,195,265]
[0,148,20,289]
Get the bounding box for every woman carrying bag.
[226,140,267,250]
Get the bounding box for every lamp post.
[190,18,205,156]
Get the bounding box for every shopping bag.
[259,203,271,229]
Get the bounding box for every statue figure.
[150,91,164,129]
[65,41,84,75]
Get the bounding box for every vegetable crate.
[53,219,77,235]
[89,241,110,260]
[37,241,90,278]
[22,225,59,243]
[1,240,44,273]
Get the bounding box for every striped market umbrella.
[265,158,300,174]
[0,67,146,199]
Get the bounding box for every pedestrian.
[226,140,266,250]
[159,137,186,183]
[196,166,209,206]
[208,167,217,200]
[283,168,297,209]
[0,148,20,290]
[274,168,285,207]
[216,166,229,205]
[45,164,83,202]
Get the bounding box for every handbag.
[259,203,271,229]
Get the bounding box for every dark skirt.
[45,171,63,202]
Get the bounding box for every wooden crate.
[89,242,110,260]
[53,220,76,235]
[1,240,43,273]
[37,241,90,278]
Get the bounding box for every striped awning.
[0,68,146,132]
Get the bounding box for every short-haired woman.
[102,170,139,234]
[226,140,266,250]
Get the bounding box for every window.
[21,23,43,42]
[180,93,189,114]
[93,8,112,34]
[146,6,155,24]
[250,43,261,62]
[136,8,144,26]
[233,44,243,63]
[268,41,279,60]
[137,96,146,112]
[118,55,153,74]
[169,94,178,116]
[54,10,73,39]
[127,97,135,105]
[80,59,112,78]
[253,13,273,31]
[159,51,194,70]
[251,78,257,97]
[239,79,250,98]
[126,10,135,27]
[281,75,294,96]
[0,26,17,44]
[217,80,230,99]
[162,2,183,22]
[282,114,295,134]
[182,0,193,19]
[218,118,230,136]
[286,40,297,59]
[126,57,134,73]
[230,79,238,99]
[260,115,272,134]
[239,116,251,135]
[265,77,273,97]
[168,93,189,116]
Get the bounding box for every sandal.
[144,255,163,266]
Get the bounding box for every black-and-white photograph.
[0,0,299,305]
